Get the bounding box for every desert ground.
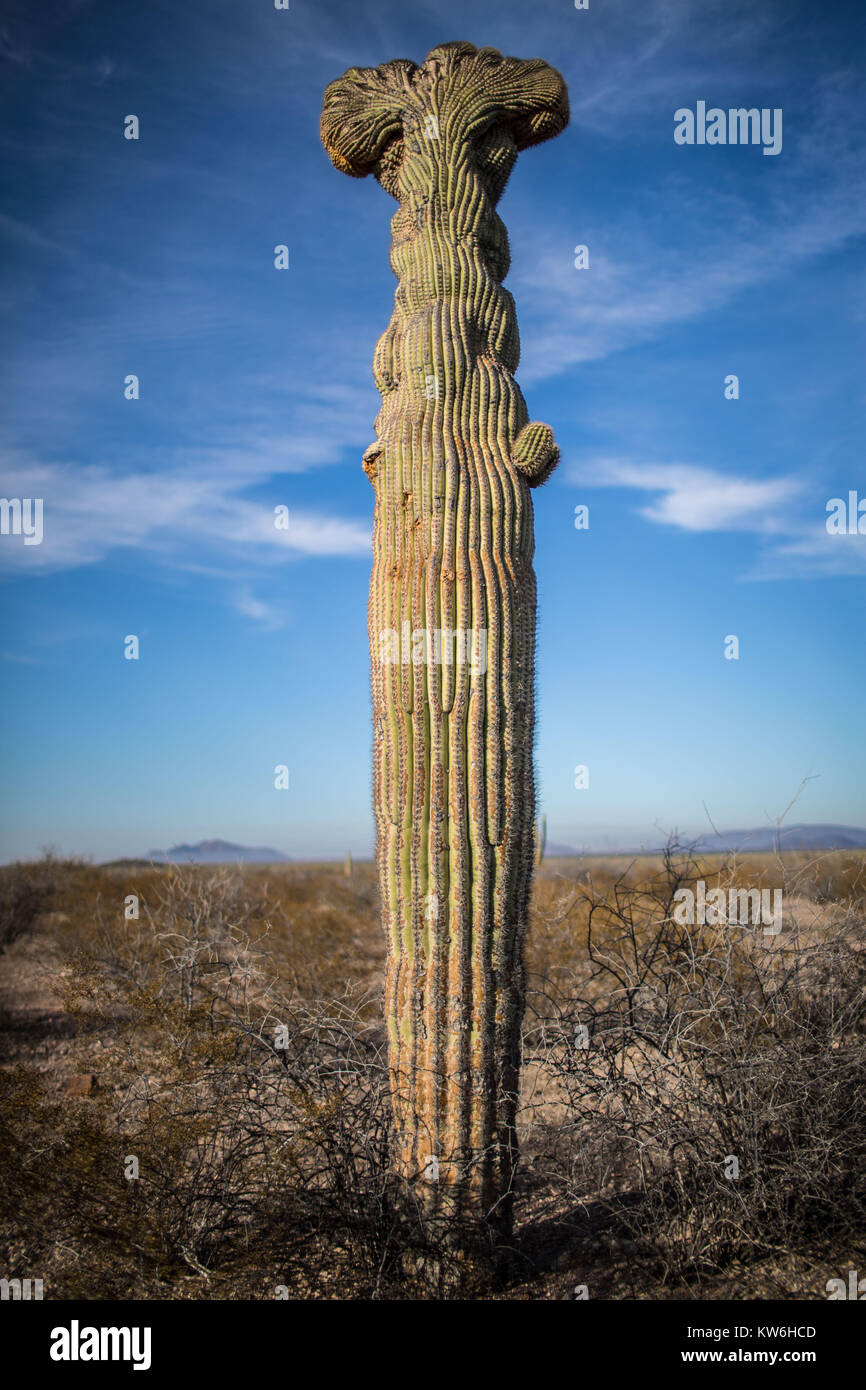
[1,847,864,1300]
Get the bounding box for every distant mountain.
[544,840,582,858]
[541,825,866,857]
[682,824,866,853]
[146,839,289,864]
[140,826,866,865]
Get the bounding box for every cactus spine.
[321,42,568,1241]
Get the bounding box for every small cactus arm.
[321,41,568,1243]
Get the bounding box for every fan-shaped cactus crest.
[321,41,568,1244]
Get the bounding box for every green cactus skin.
[321,41,568,1239]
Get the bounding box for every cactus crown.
[321,40,568,193]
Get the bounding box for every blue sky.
[1,0,864,861]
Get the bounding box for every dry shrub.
[0,853,73,953]
[0,866,468,1298]
[523,843,866,1285]
[1,850,864,1299]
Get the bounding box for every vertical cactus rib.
[321,41,568,1241]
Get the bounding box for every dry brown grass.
[1,846,864,1299]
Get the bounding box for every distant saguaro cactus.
[321,41,568,1243]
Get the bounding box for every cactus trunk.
[321,41,568,1242]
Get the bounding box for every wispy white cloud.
[562,0,785,130]
[515,170,866,383]
[0,449,371,576]
[577,459,802,533]
[748,526,866,580]
[569,455,866,578]
[512,48,866,382]
[0,649,41,664]
[232,587,288,630]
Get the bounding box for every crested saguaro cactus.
[321,42,568,1241]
